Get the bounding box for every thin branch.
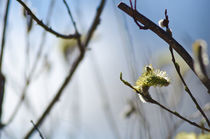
[0,73,5,127]
[0,0,10,127]
[24,0,106,138]
[161,9,210,127]
[25,53,84,139]
[150,99,210,132]
[120,73,210,132]
[16,0,79,39]
[30,120,44,139]
[84,0,106,47]
[4,0,56,127]
[169,45,210,127]
[167,103,210,139]
[118,2,210,92]
[0,0,11,71]
[63,0,78,33]
[62,0,83,52]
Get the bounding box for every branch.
[3,0,56,128]
[169,46,210,127]
[24,0,106,138]
[0,0,11,127]
[167,103,210,139]
[118,2,210,91]
[0,0,11,71]
[163,10,210,127]
[120,73,210,132]
[84,0,106,47]
[30,120,45,139]
[0,73,5,126]
[62,0,83,52]
[16,0,79,39]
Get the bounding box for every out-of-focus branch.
[24,0,106,138]
[0,0,11,128]
[16,0,79,39]
[118,2,210,92]
[84,0,106,47]
[30,120,44,139]
[62,0,83,52]
[4,0,56,127]
[120,73,210,132]
[0,0,10,71]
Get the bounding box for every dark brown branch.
[163,10,210,127]
[84,0,106,47]
[30,120,44,139]
[24,0,106,138]
[0,73,5,127]
[120,73,210,132]
[118,2,210,91]
[62,0,83,52]
[0,0,10,71]
[16,0,79,39]
[0,0,10,127]
[169,46,210,127]
[63,0,78,33]
[150,99,210,132]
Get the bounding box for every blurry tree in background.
[0,0,209,139]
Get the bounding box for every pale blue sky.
[1,0,210,138]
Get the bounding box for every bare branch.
[84,0,106,47]
[24,0,106,138]
[30,120,45,139]
[0,0,11,71]
[118,2,210,91]
[162,10,210,127]
[16,0,79,39]
[4,0,56,127]
[120,73,210,132]
[0,0,11,127]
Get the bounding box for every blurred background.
[0,0,209,138]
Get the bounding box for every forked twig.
[16,0,79,39]
[120,73,210,132]
[4,0,56,127]
[30,120,44,139]
[24,0,106,138]
[118,2,210,92]
[162,10,210,127]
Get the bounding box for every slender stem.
[169,46,210,127]
[4,0,56,127]
[63,0,78,33]
[118,2,210,92]
[0,0,11,72]
[150,99,210,132]
[24,0,106,138]
[62,0,83,52]
[0,0,10,127]
[16,0,79,39]
[84,0,106,47]
[162,9,210,127]
[120,73,210,132]
[30,120,44,139]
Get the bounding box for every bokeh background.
[0,0,210,138]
